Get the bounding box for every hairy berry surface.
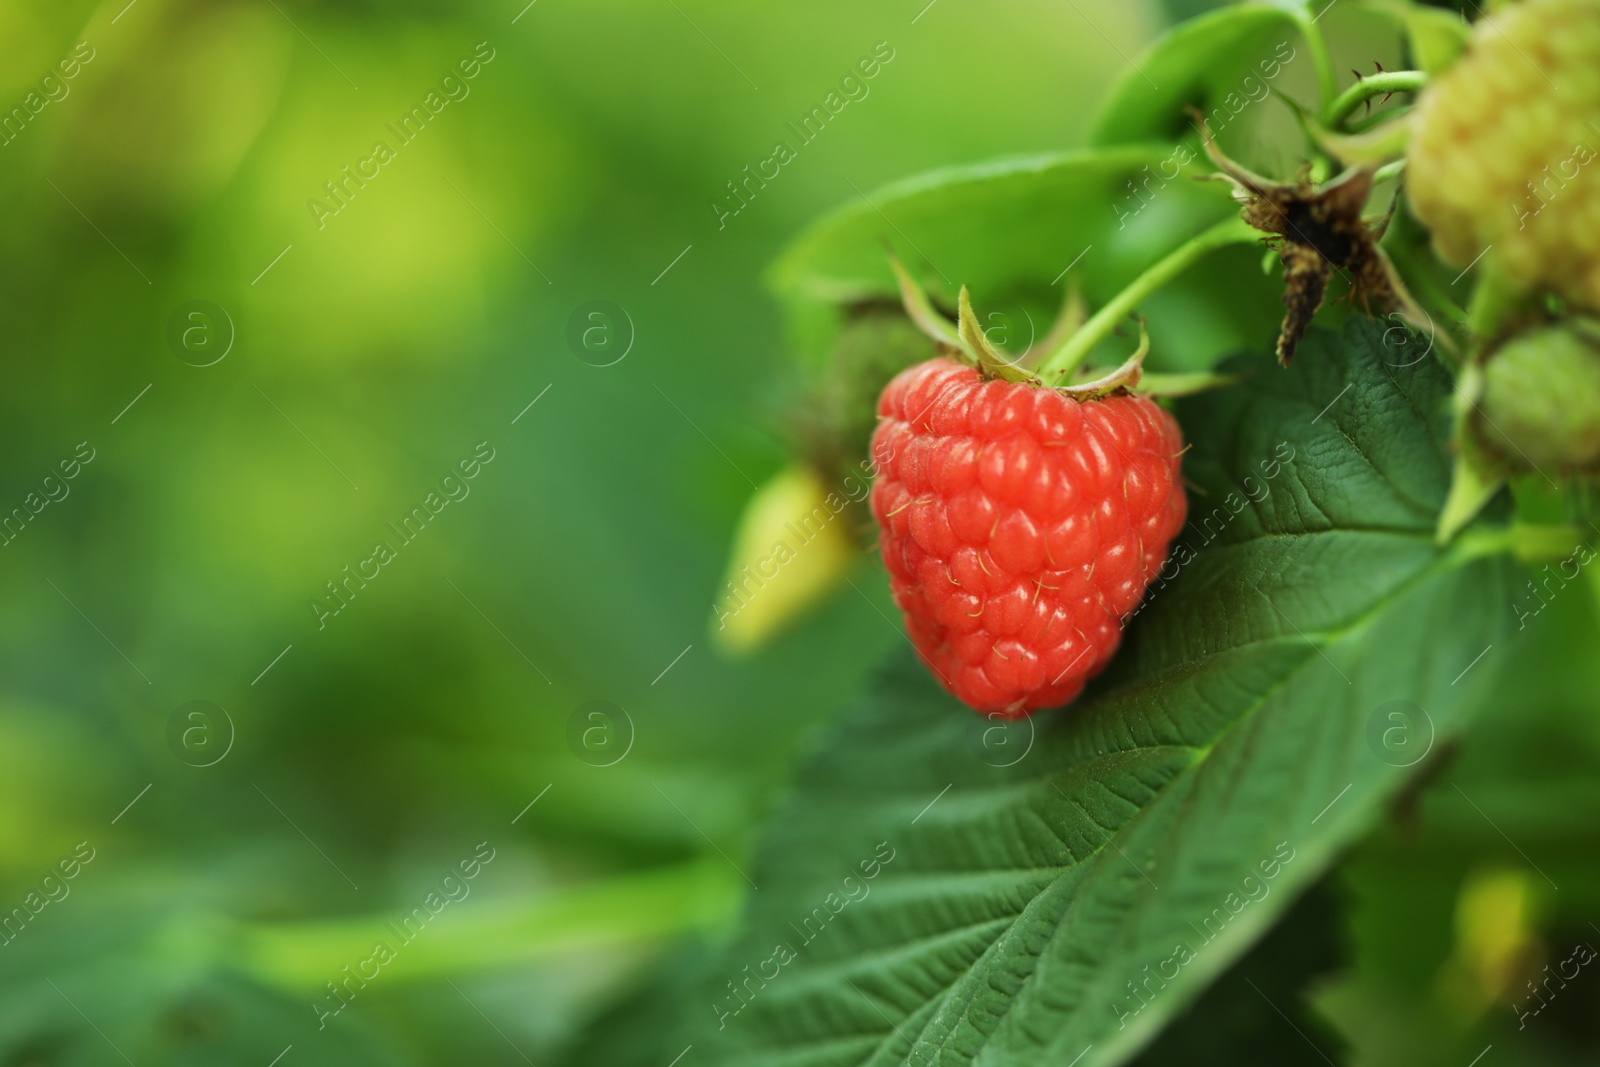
[870,358,1187,716]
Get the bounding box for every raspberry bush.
[699,321,1513,1067]
[675,3,1600,1066]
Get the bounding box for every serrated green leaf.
[1089,5,1311,148]
[689,319,1518,1067]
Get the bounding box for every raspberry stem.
[1324,70,1426,127]
[1033,216,1260,381]
[1465,258,1525,339]
[1450,520,1586,564]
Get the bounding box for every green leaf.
[1089,5,1318,148]
[1363,0,1471,75]
[768,149,1228,300]
[769,148,1234,307]
[767,147,1275,373]
[689,319,1519,1066]
[1403,9,1470,74]
[1313,557,1600,1066]
[1128,875,1346,1064]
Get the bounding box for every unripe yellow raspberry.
[1407,0,1600,311]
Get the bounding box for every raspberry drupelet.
[870,357,1187,716]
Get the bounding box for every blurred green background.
[2,1,1597,1065]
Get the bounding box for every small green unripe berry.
[1472,320,1600,472]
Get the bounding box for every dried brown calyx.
[1188,107,1419,364]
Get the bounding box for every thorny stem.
[1034,216,1260,381]
[1325,70,1428,127]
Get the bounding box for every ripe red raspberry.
[870,358,1187,716]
